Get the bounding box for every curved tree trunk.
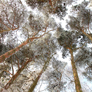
[69,48,82,92]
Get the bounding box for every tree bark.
[4,59,31,90]
[69,48,82,92]
[0,31,50,63]
[28,57,50,92]
[0,39,29,63]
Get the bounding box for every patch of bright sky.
[21,0,32,11]
[4,29,27,45]
[34,81,48,92]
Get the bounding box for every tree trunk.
[28,57,50,92]
[69,49,82,92]
[28,70,42,92]
[0,31,49,63]
[0,39,29,63]
[4,59,31,90]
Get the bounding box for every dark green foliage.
[0,64,10,78]
[68,16,83,31]
[57,29,91,60]
[48,81,65,92]
[53,4,67,19]
[51,58,67,71]
[82,67,92,81]
[75,47,92,66]
[26,0,67,17]
[58,30,83,49]
[29,14,47,31]
[72,1,89,11]
[26,0,48,9]
[78,9,91,26]
[61,47,69,58]
[0,44,3,52]
[46,70,65,92]
[0,43,9,55]
[69,1,92,30]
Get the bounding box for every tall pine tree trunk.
[28,57,51,92]
[69,48,82,92]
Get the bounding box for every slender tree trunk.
[69,48,82,92]
[28,70,43,92]
[3,59,31,90]
[28,57,50,92]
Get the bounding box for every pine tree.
[57,30,87,92]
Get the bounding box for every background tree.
[57,29,90,92]
[68,1,92,41]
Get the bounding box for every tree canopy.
[0,0,92,92]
